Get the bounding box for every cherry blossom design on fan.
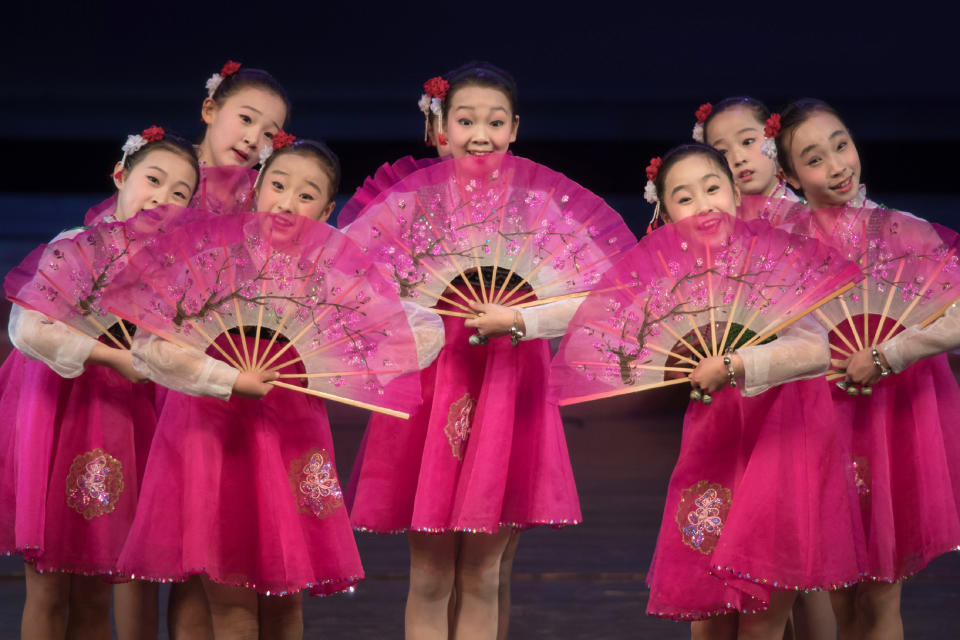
[102,212,422,418]
[550,213,863,406]
[346,154,636,322]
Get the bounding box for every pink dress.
[786,201,960,581]
[645,319,866,620]
[0,312,156,576]
[118,335,363,596]
[346,291,582,533]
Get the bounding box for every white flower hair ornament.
[762,113,781,160]
[114,126,165,181]
[206,60,242,98]
[419,75,450,147]
[254,130,297,189]
[691,102,713,143]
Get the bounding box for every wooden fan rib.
[654,251,712,359]
[274,369,403,379]
[412,192,483,307]
[880,248,957,343]
[267,380,409,419]
[872,259,906,347]
[570,361,696,373]
[263,319,394,373]
[718,237,758,355]
[743,281,857,349]
[492,188,557,304]
[35,269,128,349]
[814,309,859,356]
[558,376,691,407]
[504,248,624,307]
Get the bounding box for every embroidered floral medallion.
[65,449,124,520]
[676,480,732,554]
[289,448,344,519]
[445,393,475,460]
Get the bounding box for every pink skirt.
[646,379,866,620]
[117,337,363,596]
[830,353,960,581]
[0,350,156,576]
[346,304,581,534]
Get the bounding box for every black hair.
[702,96,771,144]
[124,132,200,192]
[775,98,848,178]
[261,139,341,202]
[439,61,518,121]
[206,67,292,128]
[654,144,735,221]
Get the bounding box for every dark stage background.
[1,3,959,638]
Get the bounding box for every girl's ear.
[784,171,801,191]
[509,114,520,144]
[112,161,125,189]
[318,199,336,224]
[201,97,218,125]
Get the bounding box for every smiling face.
[706,105,779,197]
[443,85,518,158]
[113,148,198,222]
[783,110,861,210]
[198,87,288,168]
[661,153,740,231]
[256,152,335,223]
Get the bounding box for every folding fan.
[102,212,422,418]
[4,205,198,349]
[793,207,960,388]
[345,153,637,326]
[550,212,862,406]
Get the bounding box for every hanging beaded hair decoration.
[418,75,450,147]
[205,60,242,98]
[112,126,165,181]
[644,156,663,233]
[691,103,713,143]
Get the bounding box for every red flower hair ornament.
[692,102,713,142]
[418,75,450,147]
[761,113,781,159]
[114,125,167,180]
[644,156,664,233]
[206,60,242,97]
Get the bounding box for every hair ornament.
[691,102,713,143]
[115,126,166,180]
[419,75,450,146]
[206,60,242,98]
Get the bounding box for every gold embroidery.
[289,448,344,519]
[65,449,124,520]
[676,480,732,554]
[445,393,475,460]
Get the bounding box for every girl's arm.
[131,330,274,400]
[8,304,99,378]
[401,301,445,368]
[691,315,830,396]
[877,301,960,374]
[465,298,584,340]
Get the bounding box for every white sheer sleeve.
[402,301,445,369]
[131,331,239,401]
[880,301,960,373]
[737,314,831,397]
[8,304,98,378]
[518,298,585,340]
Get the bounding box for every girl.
[701,97,838,640]
[775,99,960,640]
[641,144,865,640]
[0,128,199,640]
[83,61,288,228]
[345,62,584,640]
[697,98,807,228]
[116,138,413,639]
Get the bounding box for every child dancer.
[0,128,199,640]
[83,61,288,229]
[700,97,838,640]
[116,138,409,639]
[775,98,960,640]
[345,62,584,640]
[641,144,865,640]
